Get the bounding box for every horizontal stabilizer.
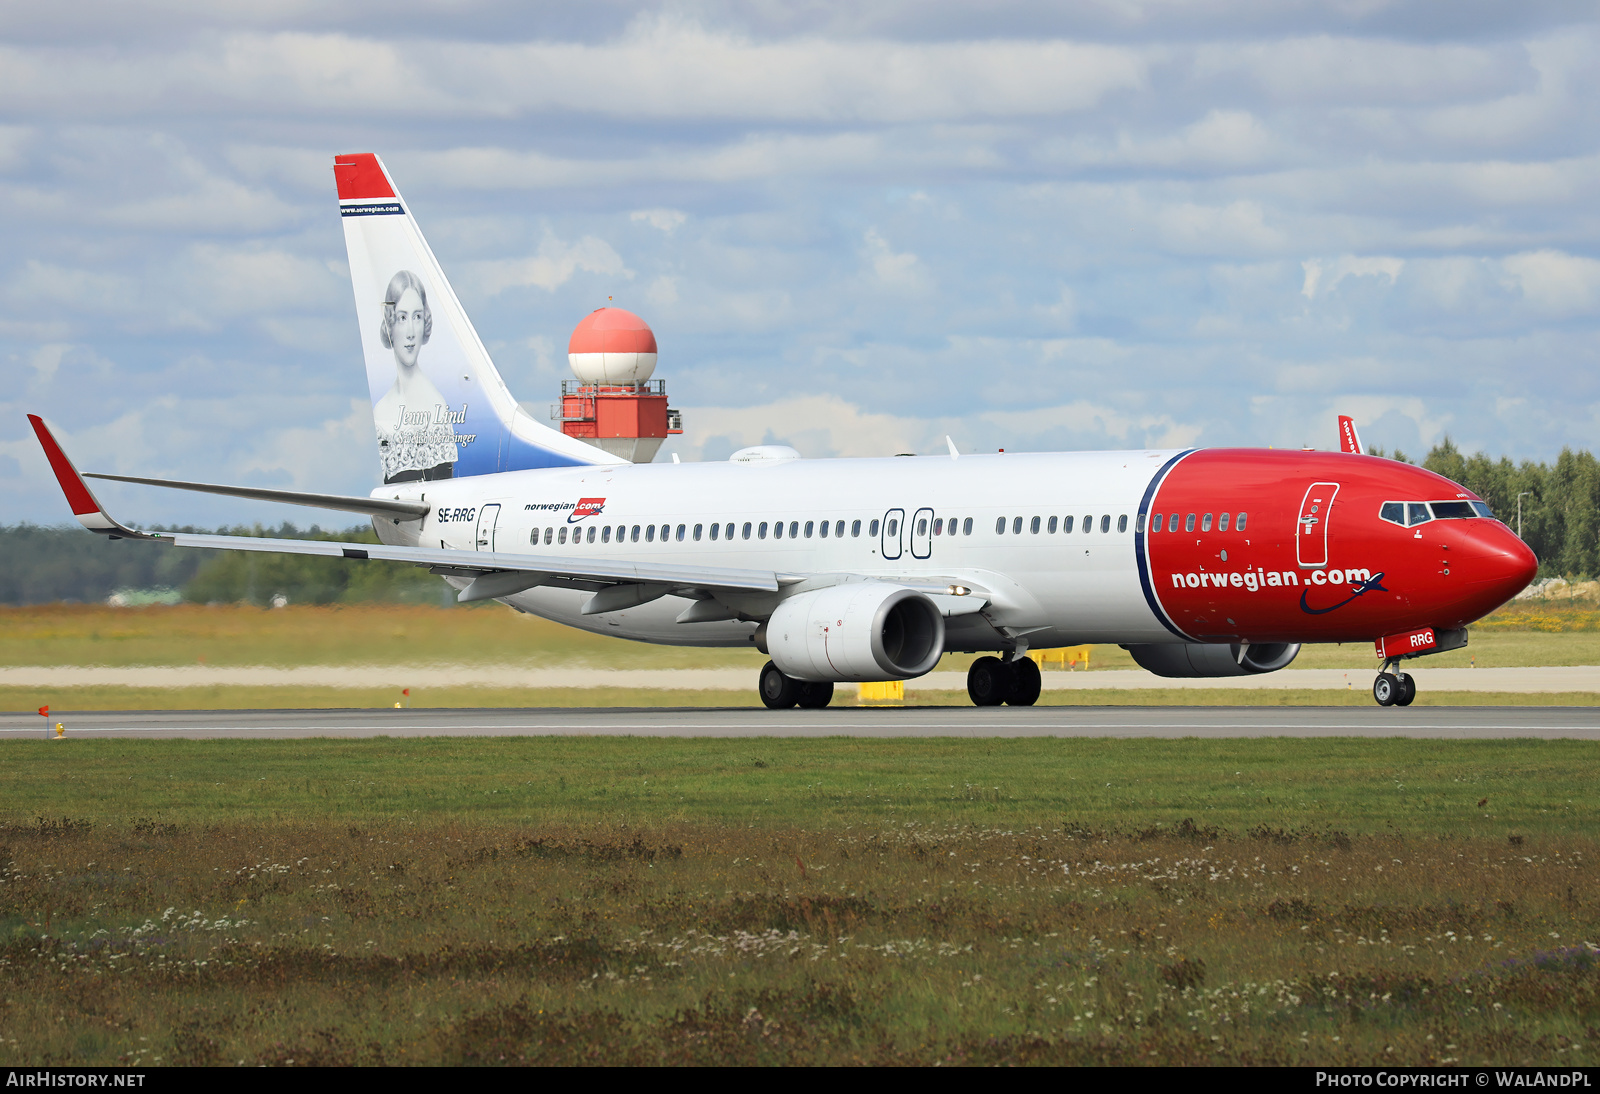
[84,472,430,520]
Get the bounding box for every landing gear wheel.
[1395,673,1416,707]
[759,661,800,709]
[967,656,1011,707]
[1372,673,1397,707]
[1006,657,1041,707]
[796,680,835,709]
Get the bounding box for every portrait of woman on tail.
[372,270,459,484]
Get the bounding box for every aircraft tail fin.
[334,153,625,483]
[1337,415,1364,455]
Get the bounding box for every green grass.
[1,738,1596,1066]
[8,603,1600,673]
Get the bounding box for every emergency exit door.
[475,503,501,552]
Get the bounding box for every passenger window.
[588,527,597,543]
[819,520,829,538]
[1218,512,1229,532]
[933,518,943,536]
[726,523,735,540]
[1083,515,1092,533]
[676,524,686,541]
[1201,513,1212,532]
[995,517,1006,534]
[1185,514,1196,532]
[544,528,553,545]
[1380,502,1404,526]
[963,517,973,535]
[693,524,703,541]
[645,525,655,543]
[1136,513,1146,532]
[1117,515,1128,533]
[852,520,862,537]
[558,527,568,545]
[710,523,720,541]
[1012,516,1023,534]
[1102,514,1112,533]
[742,522,752,540]
[1407,503,1432,527]
[530,528,541,546]
[1030,516,1040,534]
[805,521,815,538]
[888,518,899,537]
[1169,513,1179,532]
[836,520,846,537]
[1236,512,1247,532]
[1062,515,1074,533]
[1047,516,1058,533]
[1151,513,1163,533]
[869,519,879,536]
[631,525,641,542]
[792,521,801,538]
[602,526,612,544]
[758,522,769,539]
[774,521,784,540]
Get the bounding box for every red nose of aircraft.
[1449,519,1539,623]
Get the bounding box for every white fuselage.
[372,449,1181,651]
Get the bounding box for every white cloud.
[466,233,631,296]
[631,208,686,232]
[1502,249,1600,315]
[861,228,930,293]
[1301,255,1405,299]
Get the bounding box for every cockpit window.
[1430,501,1478,519]
[1380,502,1404,526]
[1471,501,1493,518]
[1406,503,1432,527]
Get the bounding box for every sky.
[3,1,1599,528]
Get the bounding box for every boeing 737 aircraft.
[29,154,1538,709]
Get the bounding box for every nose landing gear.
[1372,661,1416,707]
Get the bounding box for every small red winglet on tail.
[1337,415,1364,455]
[27,415,159,539]
[333,154,396,201]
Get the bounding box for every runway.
[5,705,1600,738]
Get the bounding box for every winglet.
[27,415,161,540]
[1337,415,1364,455]
[946,435,960,460]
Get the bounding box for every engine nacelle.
[1125,641,1300,678]
[766,583,945,682]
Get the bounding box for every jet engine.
[765,583,945,682]
[1124,642,1300,678]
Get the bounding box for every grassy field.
[8,602,1600,673]
[1,737,1595,1066]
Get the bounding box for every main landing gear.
[967,655,1042,707]
[759,661,834,710]
[1372,661,1416,707]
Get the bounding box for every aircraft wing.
[29,412,779,603]
[83,471,430,521]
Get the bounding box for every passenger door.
[910,507,934,559]
[881,508,905,560]
[475,503,501,552]
[1296,483,1339,568]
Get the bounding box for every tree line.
[0,522,449,607]
[4,438,1596,605]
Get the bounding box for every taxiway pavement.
[4,705,1599,739]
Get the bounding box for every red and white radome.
[568,307,658,385]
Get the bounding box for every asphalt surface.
[5,705,1600,738]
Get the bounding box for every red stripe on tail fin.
[334,154,395,201]
[1337,415,1364,455]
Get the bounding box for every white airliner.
[29,154,1537,709]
